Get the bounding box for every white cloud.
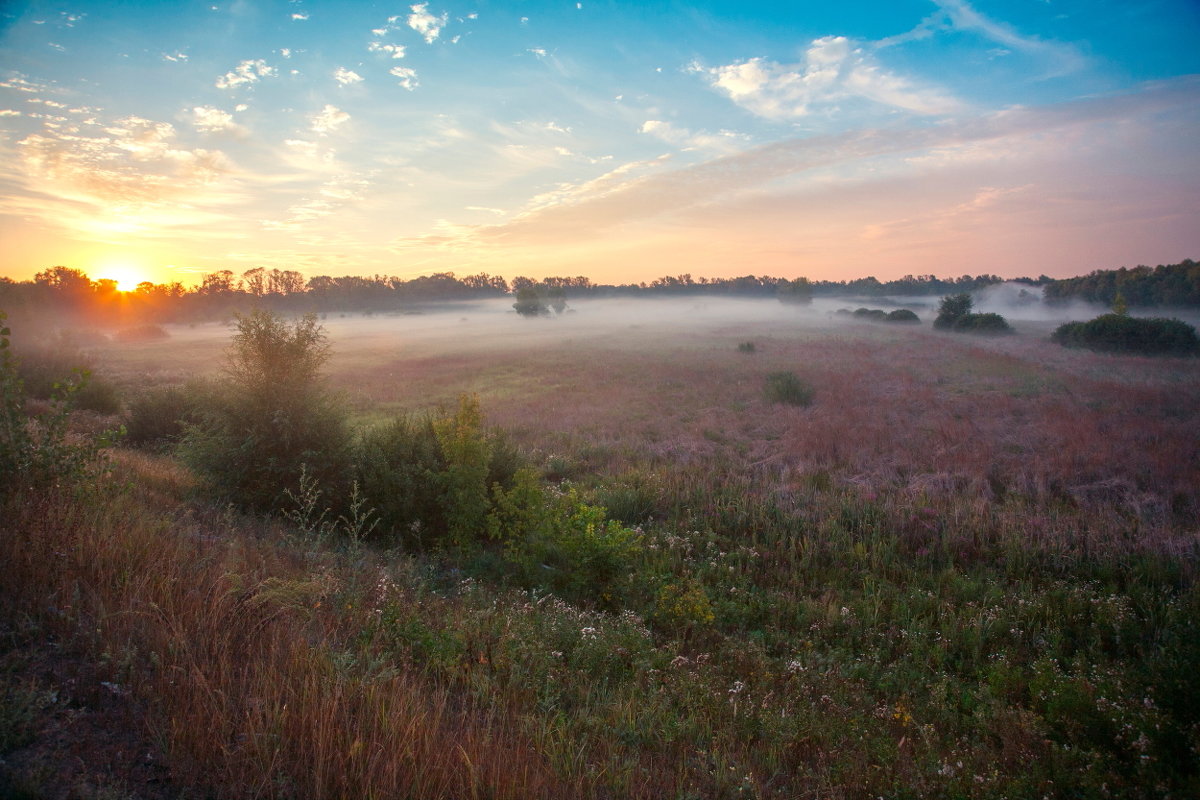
[161,51,188,62]
[640,120,749,153]
[368,41,406,59]
[334,67,363,86]
[408,3,447,44]
[543,121,571,134]
[215,59,275,90]
[0,109,21,117]
[191,105,238,133]
[528,47,547,57]
[932,0,1085,76]
[291,11,309,20]
[310,104,350,135]
[279,48,292,58]
[695,36,962,119]
[390,66,419,90]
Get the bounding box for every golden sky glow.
[1,0,1198,287]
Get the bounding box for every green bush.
[1052,313,1200,355]
[125,383,207,450]
[181,311,351,513]
[355,395,523,546]
[764,371,814,407]
[0,313,105,498]
[933,294,1012,335]
[853,308,888,321]
[885,309,921,324]
[489,471,642,609]
[737,341,756,353]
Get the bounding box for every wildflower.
[729,680,746,695]
[580,626,598,640]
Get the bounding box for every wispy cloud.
[408,3,448,44]
[191,105,242,134]
[310,104,350,135]
[932,0,1086,77]
[368,41,406,59]
[390,66,419,90]
[215,59,275,90]
[694,36,963,119]
[333,67,363,86]
[397,79,1200,249]
[640,120,748,153]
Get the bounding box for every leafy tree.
[1052,314,1199,355]
[934,293,973,329]
[182,310,350,512]
[513,286,550,317]
[777,277,813,305]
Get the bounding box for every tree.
[182,311,350,512]
[934,293,973,330]
[513,286,549,317]
[777,277,813,305]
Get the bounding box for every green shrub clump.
[125,383,207,449]
[934,293,1013,335]
[885,309,921,324]
[1052,313,1200,355]
[764,371,814,406]
[182,310,351,513]
[0,312,107,499]
[737,341,756,353]
[12,335,122,414]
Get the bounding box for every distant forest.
[0,259,1195,329]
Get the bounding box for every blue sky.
[1,0,1198,286]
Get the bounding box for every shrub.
[933,293,973,329]
[13,339,122,414]
[0,312,105,498]
[934,294,1012,335]
[1052,313,1200,355]
[114,324,170,343]
[737,341,756,354]
[181,311,351,513]
[489,471,642,609]
[355,396,523,546]
[853,308,888,322]
[764,371,814,407]
[955,311,1013,335]
[885,309,921,324]
[125,383,207,449]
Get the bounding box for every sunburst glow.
[97,263,147,293]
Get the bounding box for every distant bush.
[885,309,921,324]
[114,324,170,343]
[934,294,1013,335]
[764,371,814,407]
[737,341,756,353]
[125,383,207,450]
[853,308,888,322]
[14,340,122,414]
[1052,313,1200,355]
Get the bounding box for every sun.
[97,263,148,292]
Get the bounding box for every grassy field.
[3,298,1198,798]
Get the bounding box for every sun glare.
[97,264,147,292]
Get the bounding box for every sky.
[1,0,1198,288]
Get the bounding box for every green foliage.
[853,307,888,321]
[488,472,643,609]
[432,394,494,547]
[355,396,522,546]
[0,312,106,498]
[933,293,974,330]
[885,309,921,324]
[764,371,814,406]
[934,294,1013,335]
[181,310,351,513]
[355,413,446,542]
[736,341,756,353]
[1052,313,1200,355]
[124,383,207,450]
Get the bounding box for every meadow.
[3,297,1198,799]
